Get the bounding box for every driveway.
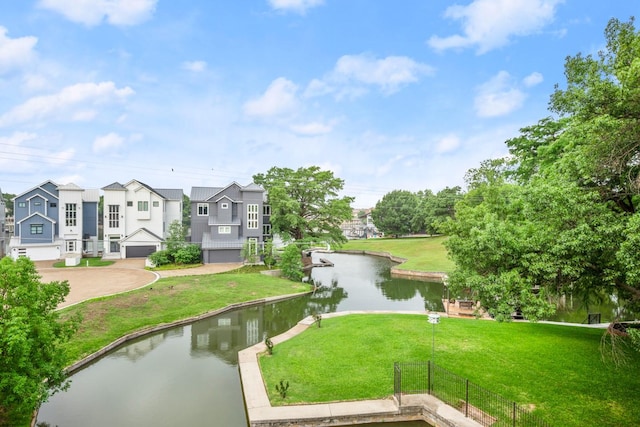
[35,260,242,309]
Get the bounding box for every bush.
[173,244,201,265]
[149,250,171,267]
[280,244,304,281]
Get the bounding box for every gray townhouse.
[9,180,99,261]
[190,182,270,263]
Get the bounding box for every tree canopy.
[253,166,354,247]
[0,257,79,426]
[444,17,640,321]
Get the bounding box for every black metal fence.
[394,361,550,427]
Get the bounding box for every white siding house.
[102,180,183,259]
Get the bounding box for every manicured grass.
[260,314,640,427]
[52,257,115,268]
[341,236,454,272]
[60,272,310,364]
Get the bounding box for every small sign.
[428,313,440,324]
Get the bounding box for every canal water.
[37,253,440,426]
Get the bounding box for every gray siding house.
[190,182,268,263]
[9,180,99,261]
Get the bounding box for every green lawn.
[260,314,640,427]
[60,271,309,364]
[341,236,454,272]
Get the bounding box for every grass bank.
[60,271,309,364]
[260,314,640,427]
[341,236,454,273]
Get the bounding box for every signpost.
[428,312,440,362]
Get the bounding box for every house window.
[30,224,43,234]
[65,203,77,226]
[221,202,229,209]
[247,204,259,229]
[34,201,42,206]
[50,202,57,208]
[108,205,119,228]
[66,240,76,252]
[137,201,149,211]
[263,205,271,215]
[263,224,271,236]
[127,201,133,207]
[218,226,231,234]
[18,202,26,208]
[197,203,209,216]
[153,201,159,207]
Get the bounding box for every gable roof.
[16,211,56,225]
[58,183,83,191]
[102,182,127,191]
[120,227,164,243]
[13,180,59,201]
[190,182,264,202]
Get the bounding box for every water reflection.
[37,252,444,427]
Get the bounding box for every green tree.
[372,190,418,237]
[165,220,187,255]
[253,166,354,247]
[182,194,191,227]
[444,17,640,322]
[0,257,79,426]
[2,193,15,217]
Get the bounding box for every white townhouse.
[102,180,183,259]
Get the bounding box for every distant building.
[341,208,381,239]
[101,180,183,259]
[9,181,99,261]
[190,182,268,263]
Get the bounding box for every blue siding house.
[9,181,99,261]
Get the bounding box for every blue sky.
[0,1,636,207]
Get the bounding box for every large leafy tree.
[253,166,354,246]
[0,257,79,426]
[445,17,640,320]
[372,190,418,237]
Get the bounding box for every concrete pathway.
[239,311,482,427]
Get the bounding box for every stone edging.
[336,250,448,282]
[64,292,310,375]
[239,311,481,427]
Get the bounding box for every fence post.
[513,401,517,427]
[465,379,469,418]
[428,360,431,395]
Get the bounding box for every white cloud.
[0,81,135,127]
[268,0,324,14]
[434,134,461,154]
[523,71,544,87]
[182,60,207,72]
[243,77,299,118]
[306,53,434,99]
[474,71,526,117]
[289,121,334,136]
[427,0,563,54]
[0,27,37,74]
[38,0,157,26]
[93,132,125,152]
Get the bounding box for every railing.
[394,361,550,427]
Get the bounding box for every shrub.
[280,244,303,281]
[149,250,171,267]
[173,244,201,265]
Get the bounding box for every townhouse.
[9,180,99,261]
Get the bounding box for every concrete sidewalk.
[238,311,481,427]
